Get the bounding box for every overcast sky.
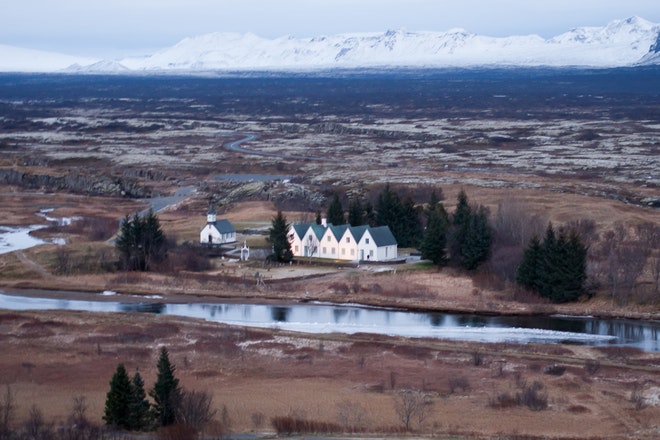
[2,0,659,58]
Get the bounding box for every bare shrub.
[630,383,646,410]
[447,376,470,394]
[329,282,350,295]
[393,389,432,431]
[175,389,217,431]
[584,359,601,376]
[517,381,548,411]
[490,392,517,409]
[156,424,197,440]
[543,364,566,376]
[0,385,15,440]
[250,412,265,430]
[336,400,367,432]
[566,404,590,414]
[169,244,212,272]
[471,350,484,366]
[271,416,341,436]
[24,405,54,440]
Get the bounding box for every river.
[1,291,658,352]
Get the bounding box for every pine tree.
[348,197,364,226]
[400,195,423,248]
[461,205,493,270]
[150,347,181,427]
[116,210,167,271]
[420,204,449,266]
[376,183,406,244]
[128,371,151,431]
[516,235,541,290]
[517,223,588,303]
[268,211,293,262]
[104,364,133,429]
[326,193,345,225]
[450,189,472,266]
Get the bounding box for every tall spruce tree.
[420,204,449,266]
[128,371,151,431]
[516,235,542,290]
[150,347,181,427]
[326,193,345,225]
[461,205,493,270]
[400,195,423,248]
[450,189,472,266]
[268,211,293,262]
[348,197,364,227]
[517,223,588,303]
[104,364,133,429]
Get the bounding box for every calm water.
[1,292,658,352]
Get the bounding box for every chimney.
[321,217,327,227]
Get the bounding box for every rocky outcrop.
[0,168,150,197]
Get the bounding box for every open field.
[0,70,659,438]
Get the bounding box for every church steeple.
[207,201,217,224]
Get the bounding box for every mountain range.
[1,16,659,73]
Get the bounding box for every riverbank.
[1,256,658,322]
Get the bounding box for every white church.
[200,203,236,245]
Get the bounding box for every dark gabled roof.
[292,223,312,239]
[310,224,326,240]
[211,219,235,234]
[329,224,349,240]
[349,225,369,242]
[368,226,397,246]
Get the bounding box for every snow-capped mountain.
[2,16,659,73]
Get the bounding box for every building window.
[323,247,327,254]
[332,248,336,254]
[295,245,299,252]
[342,248,345,255]
[365,238,370,244]
[327,236,331,242]
[369,250,374,257]
[346,237,350,243]
[350,249,354,255]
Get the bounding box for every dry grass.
[1,310,659,439]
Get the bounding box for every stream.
[1,291,658,352]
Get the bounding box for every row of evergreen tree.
[104,347,180,431]
[516,223,588,303]
[322,186,493,270]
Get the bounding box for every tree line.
[104,347,216,433]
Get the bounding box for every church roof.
[209,219,235,234]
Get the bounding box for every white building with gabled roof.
[200,202,236,245]
[288,220,398,262]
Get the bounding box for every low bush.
[271,416,341,436]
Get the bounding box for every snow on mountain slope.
[119,16,660,71]
[1,16,659,73]
[0,44,98,72]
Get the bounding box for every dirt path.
[15,250,51,278]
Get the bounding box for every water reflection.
[0,292,657,351]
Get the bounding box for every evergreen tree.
[516,235,542,290]
[315,210,322,225]
[128,371,151,431]
[400,195,423,248]
[516,223,588,303]
[425,189,441,224]
[326,193,345,225]
[376,183,406,244]
[420,204,449,266]
[461,205,493,270]
[104,364,133,429]
[150,347,181,427]
[450,189,472,266]
[348,197,364,227]
[116,210,167,271]
[268,211,293,262]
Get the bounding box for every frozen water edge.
[0,209,78,255]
